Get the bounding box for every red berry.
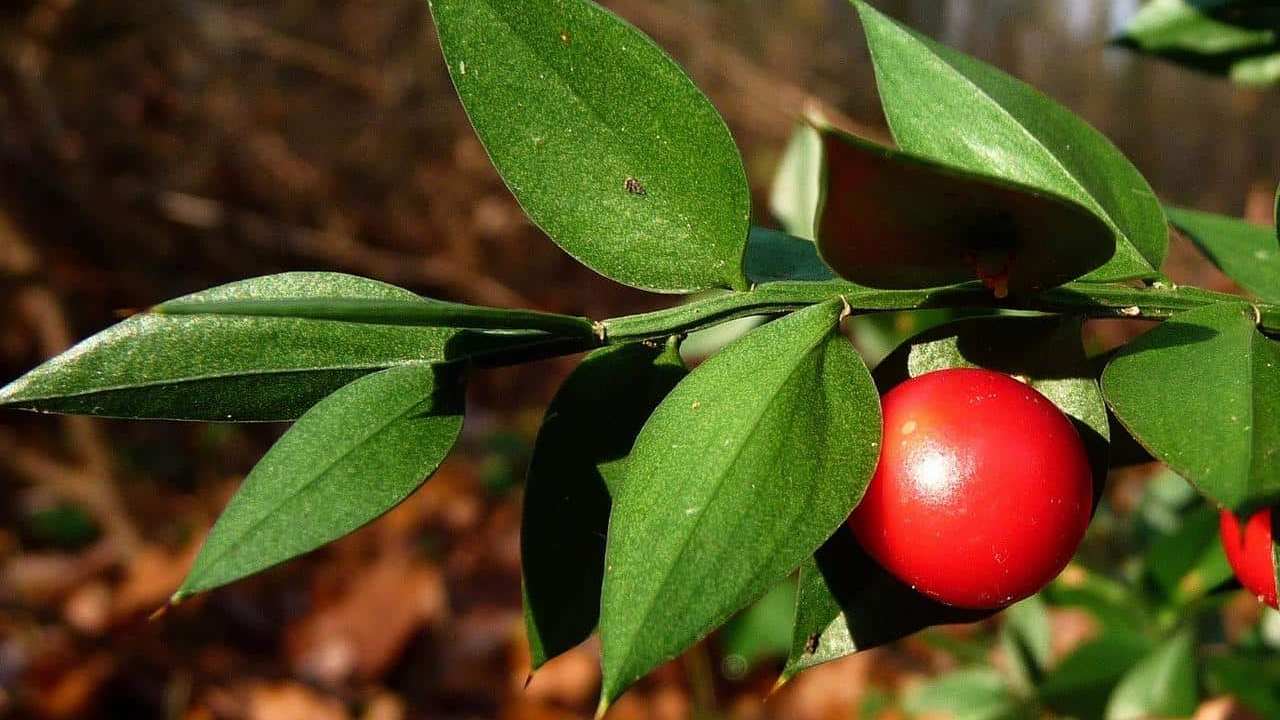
[1219,508,1278,608]
[848,368,1093,610]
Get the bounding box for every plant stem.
[601,280,1280,344]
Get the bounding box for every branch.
[599,280,1277,345]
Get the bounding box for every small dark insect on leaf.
[804,633,821,654]
[625,177,647,196]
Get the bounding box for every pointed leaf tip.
[0,273,489,422]
[1166,205,1280,304]
[178,363,464,596]
[769,675,789,696]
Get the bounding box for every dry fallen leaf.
[286,552,446,683]
[247,681,349,720]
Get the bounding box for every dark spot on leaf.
[625,177,646,196]
[559,30,571,45]
[804,633,820,654]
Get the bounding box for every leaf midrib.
[8,363,424,402]
[183,371,441,590]
[607,315,836,691]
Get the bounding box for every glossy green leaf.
[176,363,464,598]
[1039,632,1154,720]
[429,0,750,293]
[743,226,834,284]
[1104,630,1198,720]
[521,341,687,671]
[1103,302,1280,512]
[1117,0,1280,86]
[1166,205,1280,303]
[598,300,881,707]
[1108,407,1157,468]
[0,273,517,422]
[769,123,822,241]
[815,127,1114,293]
[853,1,1168,281]
[905,669,1033,720]
[783,528,987,679]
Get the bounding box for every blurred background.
[0,1,1277,718]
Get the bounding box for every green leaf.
[852,1,1168,281]
[783,528,988,679]
[1043,566,1148,633]
[0,273,518,422]
[429,0,750,293]
[1205,653,1280,718]
[176,363,464,597]
[905,668,1034,720]
[1166,205,1280,303]
[814,126,1114,294]
[1103,302,1280,512]
[1121,0,1276,56]
[521,341,687,671]
[1108,407,1156,468]
[769,123,822,241]
[598,299,882,706]
[743,226,834,284]
[1000,595,1051,690]
[1104,630,1198,720]
[1117,0,1280,87]
[1230,50,1280,85]
[1144,502,1234,605]
[1039,632,1155,720]
[718,578,798,676]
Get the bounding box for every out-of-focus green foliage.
[1118,0,1280,87]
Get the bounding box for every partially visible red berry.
[1219,508,1279,608]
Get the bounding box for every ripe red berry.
[1218,508,1278,608]
[848,368,1093,610]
